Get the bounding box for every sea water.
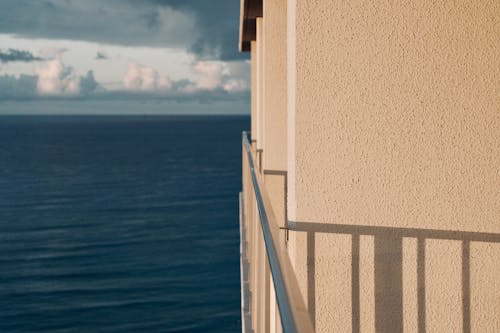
[0,115,248,332]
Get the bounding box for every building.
[238,0,500,332]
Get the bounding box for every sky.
[0,0,250,114]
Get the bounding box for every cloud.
[0,74,37,99]
[0,58,99,99]
[223,80,249,93]
[0,58,249,101]
[92,59,250,102]
[185,60,250,93]
[0,0,244,60]
[0,49,43,63]
[154,0,243,60]
[122,63,172,92]
[0,1,197,51]
[40,47,67,59]
[222,61,251,92]
[191,61,223,91]
[36,59,82,96]
[95,52,108,60]
[80,71,99,95]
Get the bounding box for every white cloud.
[222,61,250,92]
[122,62,172,92]
[35,58,81,96]
[193,61,223,90]
[40,47,67,60]
[223,79,248,92]
[0,55,100,98]
[185,60,250,93]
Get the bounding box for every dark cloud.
[91,89,250,105]
[80,71,99,95]
[0,0,244,60]
[151,0,244,60]
[95,52,108,60]
[0,1,196,50]
[0,74,38,99]
[0,49,43,63]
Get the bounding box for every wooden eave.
[239,0,263,52]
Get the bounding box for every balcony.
[240,131,315,333]
[240,131,500,333]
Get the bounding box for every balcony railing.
[240,131,315,333]
[240,124,500,332]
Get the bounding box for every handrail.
[242,131,315,333]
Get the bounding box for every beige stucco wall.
[251,40,258,142]
[288,0,499,232]
[243,0,499,331]
[285,0,500,331]
[471,242,500,332]
[256,17,264,151]
[262,0,288,172]
[260,4,289,329]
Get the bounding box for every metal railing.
[241,131,315,333]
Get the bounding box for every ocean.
[0,115,249,332]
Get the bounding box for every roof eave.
[239,0,262,52]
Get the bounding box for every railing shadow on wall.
[242,130,500,333]
[287,221,500,333]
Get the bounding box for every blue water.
[0,115,249,332]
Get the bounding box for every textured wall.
[251,41,258,142]
[260,6,289,329]
[256,18,264,151]
[262,0,288,171]
[289,0,499,232]
[471,242,500,332]
[285,0,500,331]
